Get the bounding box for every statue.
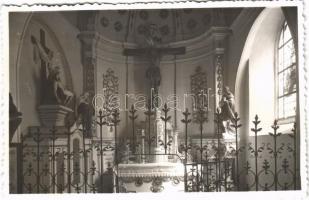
[123,24,185,109]
[144,24,162,105]
[31,35,73,106]
[146,48,161,98]
[219,86,236,138]
[48,66,74,105]
[76,92,94,137]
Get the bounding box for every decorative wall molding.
[215,54,224,106]
[212,27,230,109]
[77,31,100,95]
[190,66,209,122]
[102,68,119,125]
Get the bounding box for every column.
[77,32,100,98]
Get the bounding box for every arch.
[13,13,32,108]
[10,13,33,143]
[14,13,74,104]
[234,8,285,139]
[12,13,76,139]
[20,15,73,91]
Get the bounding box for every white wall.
[232,8,300,190]
[225,8,262,94]
[235,8,285,136]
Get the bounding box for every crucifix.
[31,29,54,104]
[31,29,73,105]
[123,24,186,108]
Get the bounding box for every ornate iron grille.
[12,105,300,193]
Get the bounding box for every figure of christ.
[146,48,161,104]
[31,34,73,106]
[123,35,185,108]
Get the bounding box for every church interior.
[8,7,301,193]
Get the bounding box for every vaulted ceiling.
[62,8,242,45]
[96,8,242,44]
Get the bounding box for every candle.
[141,129,145,163]
[141,129,145,137]
[207,88,211,112]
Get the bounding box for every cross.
[39,30,48,95]
[39,29,54,104]
[123,43,186,107]
[31,29,53,104]
[123,46,186,58]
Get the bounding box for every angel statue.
[219,86,236,139]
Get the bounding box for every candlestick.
[207,87,211,112]
[141,129,145,163]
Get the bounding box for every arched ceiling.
[94,8,242,45]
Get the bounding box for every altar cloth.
[117,162,184,178]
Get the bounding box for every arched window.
[276,21,297,122]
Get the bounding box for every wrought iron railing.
[11,104,300,193]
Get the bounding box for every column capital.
[209,27,231,53]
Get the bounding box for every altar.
[117,162,184,193]
[115,107,237,193]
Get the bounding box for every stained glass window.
[277,21,297,120]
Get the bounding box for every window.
[276,21,297,122]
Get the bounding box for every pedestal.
[38,105,73,127]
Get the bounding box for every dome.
[94,8,242,45]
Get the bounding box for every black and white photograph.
[1,0,308,198]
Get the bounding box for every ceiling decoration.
[187,19,197,30]
[137,24,146,35]
[114,21,123,32]
[96,8,242,44]
[100,16,109,27]
[139,11,149,20]
[202,13,212,26]
[159,25,170,36]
